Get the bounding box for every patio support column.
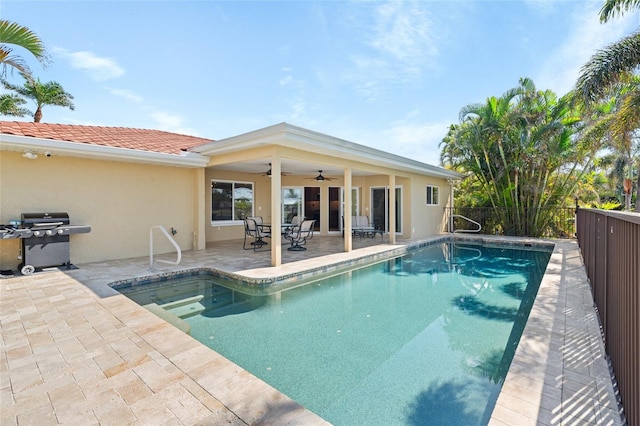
[388,174,396,244]
[344,167,352,252]
[271,157,282,266]
[447,179,458,233]
[193,168,206,250]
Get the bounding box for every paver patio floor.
[0,236,623,425]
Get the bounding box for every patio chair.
[284,219,315,251]
[351,215,370,238]
[243,217,271,251]
[351,215,383,239]
[290,215,303,227]
[281,215,303,235]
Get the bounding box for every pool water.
[120,242,551,425]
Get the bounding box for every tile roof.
[0,121,214,155]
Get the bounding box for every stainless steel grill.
[0,212,91,275]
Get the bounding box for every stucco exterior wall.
[202,167,451,244]
[0,151,197,270]
[409,175,451,238]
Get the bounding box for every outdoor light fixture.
[22,151,38,160]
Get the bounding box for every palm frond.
[611,90,640,138]
[0,93,30,117]
[599,0,640,22]
[0,48,31,77]
[0,20,47,62]
[575,31,640,103]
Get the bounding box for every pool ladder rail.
[149,225,182,271]
[448,214,482,233]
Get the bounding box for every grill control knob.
[46,230,54,236]
[57,229,64,235]
[33,231,42,236]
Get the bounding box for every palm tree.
[575,0,639,210]
[1,76,74,122]
[0,20,48,79]
[0,93,29,117]
[441,78,592,236]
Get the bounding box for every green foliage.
[0,19,49,79]
[599,0,640,22]
[1,74,74,122]
[575,0,639,211]
[0,93,29,116]
[441,78,592,237]
[599,200,623,210]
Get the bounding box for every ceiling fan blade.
[303,170,336,181]
[250,163,290,176]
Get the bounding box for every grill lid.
[21,212,70,228]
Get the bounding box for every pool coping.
[108,234,554,295]
[0,235,623,425]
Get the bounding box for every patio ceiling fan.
[305,170,335,181]
[252,163,290,177]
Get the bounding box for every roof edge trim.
[0,134,210,168]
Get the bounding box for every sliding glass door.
[371,187,386,232]
[282,187,303,223]
[304,187,320,231]
[370,186,402,233]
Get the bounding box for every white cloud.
[343,0,440,101]
[343,56,394,101]
[535,3,638,96]
[105,87,143,102]
[150,111,196,135]
[341,119,450,166]
[369,0,438,63]
[53,47,125,81]
[289,100,306,121]
[522,0,556,15]
[382,120,451,166]
[279,75,293,86]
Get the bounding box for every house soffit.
[193,122,464,180]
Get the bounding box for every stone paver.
[0,236,622,425]
[489,239,622,426]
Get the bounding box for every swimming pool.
[117,241,552,425]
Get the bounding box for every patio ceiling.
[210,158,375,178]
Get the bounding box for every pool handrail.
[149,225,182,271]
[449,214,482,233]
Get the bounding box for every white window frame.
[426,185,439,206]
[282,186,304,223]
[211,179,254,225]
[338,187,360,233]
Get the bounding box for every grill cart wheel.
[21,264,35,275]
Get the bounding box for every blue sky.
[2,0,637,166]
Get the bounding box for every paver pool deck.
[0,236,623,425]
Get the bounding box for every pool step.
[142,303,191,334]
[164,289,235,319]
[159,295,204,310]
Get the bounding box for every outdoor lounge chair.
[351,215,383,239]
[284,219,315,251]
[243,217,271,251]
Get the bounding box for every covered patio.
[193,123,463,267]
